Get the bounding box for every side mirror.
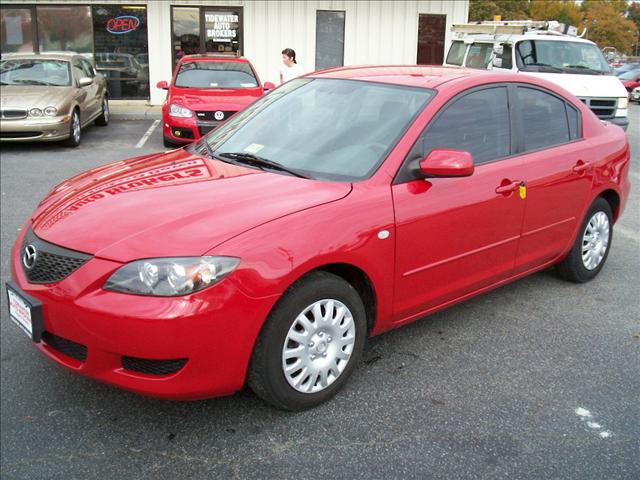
[419,149,474,178]
[493,44,504,56]
[78,77,93,87]
[492,57,503,68]
[156,80,169,90]
[263,81,276,92]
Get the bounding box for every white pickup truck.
[444,21,629,130]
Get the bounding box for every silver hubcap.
[282,299,356,394]
[103,99,109,122]
[72,114,80,142]
[582,211,609,270]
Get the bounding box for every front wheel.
[556,197,613,283]
[95,97,109,126]
[66,110,81,148]
[247,271,367,410]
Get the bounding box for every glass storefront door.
[203,9,241,55]
[1,8,35,53]
[92,5,149,99]
[172,7,201,67]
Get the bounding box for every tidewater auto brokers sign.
[204,12,239,42]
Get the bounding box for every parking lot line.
[135,120,160,149]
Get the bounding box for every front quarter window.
[202,79,434,181]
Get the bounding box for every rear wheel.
[95,97,109,126]
[66,110,81,148]
[556,197,613,283]
[248,271,367,410]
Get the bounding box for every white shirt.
[280,63,304,83]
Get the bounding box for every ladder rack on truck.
[451,20,582,38]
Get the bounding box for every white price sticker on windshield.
[244,143,264,154]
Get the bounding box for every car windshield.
[202,78,434,181]
[516,40,611,74]
[618,69,640,80]
[0,59,71,86]
[175,61,258,89]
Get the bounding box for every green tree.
[584,1,638,54]
[468,0,530,22]
[529,0,583,27]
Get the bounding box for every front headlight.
[617,97,628,109]
[104,256,240,296]
[44,106,58,116]
[169,104,193,118]
[29,108,43,117]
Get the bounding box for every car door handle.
[495,181,521,194]
[573,161,592,173]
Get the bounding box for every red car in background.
[157,55,275,147]
[618,69,640,94]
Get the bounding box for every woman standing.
[279,48,304,84]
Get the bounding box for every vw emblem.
[214,111,225,121]
[23,244,38,269]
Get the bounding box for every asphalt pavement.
[1,107,639,479]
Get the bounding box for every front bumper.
[609,116,629,131]
[10,226,278,400]
[0,115,71,142]
[162,114,224,144]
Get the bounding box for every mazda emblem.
[23,244,37,269]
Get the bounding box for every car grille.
[579,97,617,119]
[21,228,92,284]
[0,131,42,139]
[122,356,188,376]
[195,110,236,122]
[42,331,88,362]
[0,109,27,120]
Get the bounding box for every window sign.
[204,10,241,54]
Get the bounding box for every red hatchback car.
[7,67,630,410]
[157,54,275,147]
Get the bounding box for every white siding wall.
[9,1,469,105]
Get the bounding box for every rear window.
[175,61,258,89]
[446,41,466,66]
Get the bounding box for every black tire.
[556,197,613,283]
[66,110,81,148]
[95,96,109,126]
[247,271,367,411]
[163,136,177,148]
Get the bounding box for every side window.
[566,103,580,140]
[446,41,466,66]
[517,87,570,151]
[422,87,510,165]
[72,61,85,85]
[466,43,493,69]
[80,58,95,78]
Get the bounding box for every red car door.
[391,86,527,323]
[511,86,594,274]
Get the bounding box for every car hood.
[31,148,352,263]
[169,87,262,112]
[0,85,71,109]
[521,72,628,98]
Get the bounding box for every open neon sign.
[106,16,140,34]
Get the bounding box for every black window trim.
[393,81,585,185]
[393,82,516,185]
[512,83,584,156]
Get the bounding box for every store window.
[37,6,93,54]
[1,8,35,53]
[171,6,243,68]
[315,10,345,70]
[92,5,149,99]
[173,7,201,65]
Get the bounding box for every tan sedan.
[1,53,109,147]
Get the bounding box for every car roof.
[1,52,78,62]
[309,65,500,89]
[179,54,250,64]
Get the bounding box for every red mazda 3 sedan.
[7,66,630,410]
[157,54,275,147]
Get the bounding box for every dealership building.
[1,1,469,105]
